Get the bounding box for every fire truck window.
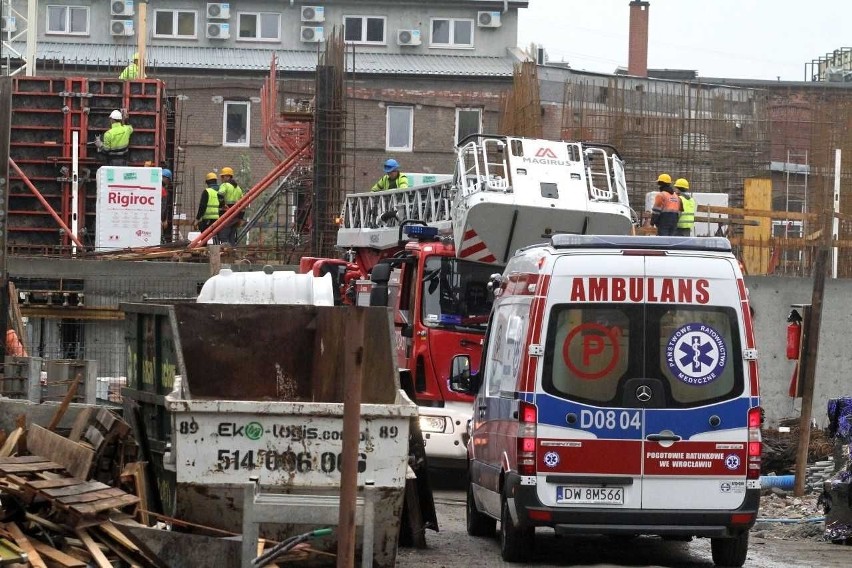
[421,257,493,332]
[654,307,742,404]
[544,306,629,403]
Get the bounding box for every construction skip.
[133,270,416,567]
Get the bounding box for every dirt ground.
[397,477,851,568]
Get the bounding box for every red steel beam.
[188,137,313,249]
[9,158,86,250]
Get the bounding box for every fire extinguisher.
[786,310,803,360]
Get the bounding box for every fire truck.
[300,134,635,467]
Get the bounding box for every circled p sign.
[562,323,620,380]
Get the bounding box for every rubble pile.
[821,397,852,544]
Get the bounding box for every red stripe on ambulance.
[537,439,641,474]
[644,441,746,476]
[569,277,709,304]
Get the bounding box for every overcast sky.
[518,0,850,80]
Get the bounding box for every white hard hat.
[109,110,123,120]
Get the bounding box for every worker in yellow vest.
[96,110,133,166]
[217,166,244,246]
[192,173,221,244]
[675,178,696,236]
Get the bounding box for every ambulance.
[458,235,761,567]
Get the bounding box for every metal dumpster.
[129,302,414,567]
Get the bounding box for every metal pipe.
[188,138,312,249]
[9,158,85,249]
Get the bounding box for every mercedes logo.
[636,385,653,402]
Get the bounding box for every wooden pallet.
[0,456,139,527]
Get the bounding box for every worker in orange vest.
[6,329,25,357]
[650,173,681,236]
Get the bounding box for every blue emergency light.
[403,225,439,239]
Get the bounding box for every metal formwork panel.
[8,77,170,252]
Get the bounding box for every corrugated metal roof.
[21,42,516,77]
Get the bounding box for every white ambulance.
[458,235,761,566]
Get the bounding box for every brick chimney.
[628,1,650,77]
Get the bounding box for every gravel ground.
[396,479,851,568]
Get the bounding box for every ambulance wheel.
[500,498,533,562]
[466,484,495,537]
[710,532,749,567]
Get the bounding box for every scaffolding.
[499,61,542,138]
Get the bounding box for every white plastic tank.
[196,267,334,306]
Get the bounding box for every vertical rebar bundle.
[499,61,542,138]
[312,27,350,258]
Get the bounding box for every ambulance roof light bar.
[550,235,732,253]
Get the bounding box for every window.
[237,12,280,41]
[542,304,743,408]
[430,18,474,48]
[421,256,495,334]
[153,10,197,39]
[223,102,250,147]
[46,5,89,35]
[455,108,482,144]
[343,16,386,44]
[386,106,413,152]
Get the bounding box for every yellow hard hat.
[132,52,140,60]
[206,172,218,181]
[220,167,234,177]
[674,178,690,190]
[657,173,672,184]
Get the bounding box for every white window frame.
[152,9,198,40]
[223,101,251,148]
[46,5,90,36]
[429,17,474,49]
[455,107,483,144]
[386,106,414,152]
[343,15,387,45]
[236,12,281,42]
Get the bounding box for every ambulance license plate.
[556,486,624,505]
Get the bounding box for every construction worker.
[119,53,139,80]
[97,110,133,166]
[5,329,25,357]
[371,159,409,192]
[161,169,173,243]
[650,173,680,236]
[193,173,221,243]
[675,178,697,237]
[217,167,244,246]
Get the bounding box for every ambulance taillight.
[746,407,762,480]
[517,402,538,476]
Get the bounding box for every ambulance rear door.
[639,255,750,510]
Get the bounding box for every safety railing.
[341,181,454,230]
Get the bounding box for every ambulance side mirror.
[449,355,477,394]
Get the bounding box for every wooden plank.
[0,428,23,458]
[119,463,149,526]
[43,481,110,499]
[24,513,69,535]
[30,540,86,568]
[47,373,82,432]
[57,488,127,505]
[4,522,48,568]
[70,494,139,516]
[0,461,65,473]
[68,408,94,443]
[98,522,140,553]
[74,529,111,568]
[27,425,94,480]
[743,178,773,275]
[25,478,80,490]
[95,533,140,568]
[0,455,46,464]
[83,427,105,452]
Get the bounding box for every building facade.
[4,0,528,222]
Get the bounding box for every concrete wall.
[21,0,520,57]
[745,276,852,427]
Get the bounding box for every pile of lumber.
[763,425,835,474]
[0,410,156,567]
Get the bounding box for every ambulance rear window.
[542,304,744,408]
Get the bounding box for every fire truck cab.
[461,235,761,566]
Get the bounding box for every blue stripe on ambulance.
[534,392,644,440]
[643,397,751,438]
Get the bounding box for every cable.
[252,528,333,567]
